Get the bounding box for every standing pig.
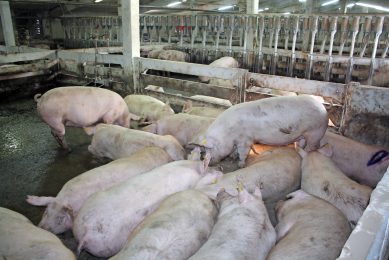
[191,95,233,107]
[198,56,239,83]
[26,147,172,234]
[124,94,174,122]
[189,185,276,260]
[191,95,328,167]
[88,124,185,161]
[198,147,301,225]
[182,100,225,118]
[111,190,218,260]
[267,190,351,260]
[158,49,189,62]
[73,157,222,257]
[142,113,214,147]
[34,86,132,150]
[0,207,75,260]
[299,144,372,225]
[320,131,389,187]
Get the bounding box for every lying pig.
[299,144,372,225]
[35,86,133,150]
[88,124,185,161]
[142,113,214,147]
[124,94,174,122]
[198,56,239,83]
[158,50,189,62]
[144,85,164,92]
[199,147,301,225]
[0,207,75,260]
[73,157,222,257]
[247,86,297,97]
[320,131,389,187]
[190,185,275,260]
[111,190,218,260]
[267,190,351,260]
[191,95,232,107]
[147,49,163,59]
[182,100,225,118]
[26,147,172,234]
[191,95,328,167]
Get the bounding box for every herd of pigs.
[1,77,389,259]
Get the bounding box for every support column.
[246,0,259,14]
[121,0,140,93]
[0,1,15,46]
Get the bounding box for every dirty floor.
[0,97,106,259]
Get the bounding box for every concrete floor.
[0,97,106,259]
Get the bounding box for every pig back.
[0,207,75,260]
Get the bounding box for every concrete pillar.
[0,1,15,46]
[246,0,259,14]
[121,0,140,93]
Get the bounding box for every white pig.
[0,207,76,260]
[189,186,276,260]
[191,95,328,167]
[26,147,172,234]
[191,95,233,107]
[181,100,225,118]
[73,157,222,257]
[124,94,174,122]
[142,113,214,147]
[199,147,301,202]
[320,131,389,187]
[299,144,372,225]
[198,56,239,83]
[267,190,351,260]
[34,86,133,150]
[111,190,218,260]
[88,124,185,161]
[158,50,189,62]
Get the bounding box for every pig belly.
[112,190,217,260]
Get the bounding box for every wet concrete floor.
[0,97,106,259]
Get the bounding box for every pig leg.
[237,142,252,168]
[50,124,69,150]
[302,126,327,152]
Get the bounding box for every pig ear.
[253,186,262,199]
[201,152,212,174]
[238,186,253,204]
[26,195,55,206]
[182,101,192,113]
[129,113,141,121]
[295,145,307,158]
[318,143,333,157]
[141,123,157,134]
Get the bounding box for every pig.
[298,144,372,225]
[182,100,225,118]
[142,113,214,147]
[34,86,133,150]
[191,95,232,107]
[111,190,218,260]
[0,207,76,260]
[267,190,351,260]
[147,49,163,59]
[88,124,185,161]
[26,147,172,234]
[247,86,297,97]
[198,56,239,83]
[320,131,389,187]
[144,85,164,92]
[190,95,328,167]
[157,50,189,62]
[124,94,174,123]
[198,147,301,225]
[73,157,222,257]
[189,185,276,260]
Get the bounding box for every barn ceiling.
[8,0,389,18]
